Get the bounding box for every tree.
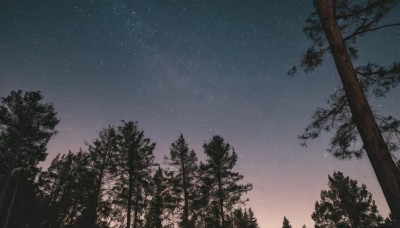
[312,171,384,228]
[113,121,156,228]
[201,135,253,228]
[282,216,292,228]
[80,126,119,227]
[38,150,96,228]
[292,0,400,224]
[231,207,246,228]
[37,153,66,227]
[164,134,201,227]
[229,207,259,228]
[381,214,396,228]
[145,166,170,228]
[0,90,59,227]
[247,208,259,228]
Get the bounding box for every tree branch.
[335,0,387,20]
[344,23,400,42]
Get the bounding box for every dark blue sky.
[1,0,399,227]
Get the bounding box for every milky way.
[1,1,399,227]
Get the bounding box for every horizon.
[1,0,400,227]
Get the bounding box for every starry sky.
[1,0,400,227]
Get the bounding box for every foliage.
[81,126,119,227]
[0,90,59,178]
[0,90,259,228]
[0,90,59,227]
[164,134,201,227]
[113,121,156,228]
[292,0,400,160]
[145,166,171,228]
[312,171,384,228]
[229,207,259,228]
[282,216,292,228]
[296,1,400,225]
[201,135,253,227]
[38,150,96,228]
[247,208,259,228]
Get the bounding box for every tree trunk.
[133,178,140,228]
[316,0,400,225]
[89,166,105,226]
[127,172,133,228]
[0,176,11,209]
[217,167,224,228]
[4,179,18,228]
[181,160,189,228]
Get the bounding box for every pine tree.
[231,207,245,227]
[312,171,384,228]
[229,207,259,228]
[37,153,64,227]
[247,208,259,228]
[145,166,169,228]
[201,135,253,228]
[0,90,59,227]
[38,150,95,228]
[242,209,249,228]
[291,0,400,223]
[164,134,201,227]
[113,121,156,228]
[79,126,119,227]
[282,216,292,228]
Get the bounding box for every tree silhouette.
[80,126,119,227]
[37,153,67,227]
[229,207,259,228]
[38,150,95,227]
[0,90,59,227]
[312,171,384,228]
[0,89,263,227]
[292,0,400,224]
[201,135,253,228]
[247,208,259,228]
[231,207,246,227]
[164,134,201,227]
[282,216,292,228]
[145,166,170,228]
[113,121,156,228]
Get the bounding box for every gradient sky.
[1,0,400,227]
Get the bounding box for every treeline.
[1,90,397,228]
[0,90,258,228]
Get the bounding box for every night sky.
[1,0,400,227]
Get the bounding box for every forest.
[1,0,400,227]
[0,90,257,228]
[0,90,397,228]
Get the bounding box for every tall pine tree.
[145,166,171,228]
[80,126,119,227]
[0,90,59,228]
[201,135,253,228]
[164,134,201,227]
[291,0,400,223]
[38,150,95,228]
[113,121,156,228]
